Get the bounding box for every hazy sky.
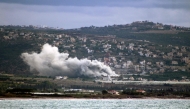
[0,0,190,29]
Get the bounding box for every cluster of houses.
[1,25,190,82]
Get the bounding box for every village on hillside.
[1,21,190,82]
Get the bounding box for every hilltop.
[68,21,190,46]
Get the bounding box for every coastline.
[1,92,190,99]
[1,96,190,100]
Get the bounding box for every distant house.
[108,90,120,95]
[119,52,123,56]
[63,76,68,79]
[158,26,164,29]
[102,75,112,81]
[132,27,137,31]
[87,49,93,54]
[120,41,125,44]
[55,76,63,79]
[20,32,25,36]
[167,52,173,57]
[138,51,144,56]
[136,90,146,93]
[171,61,178,65]
[114,65,121,69]
[55,76,68,80]
[145,53,150,57]
[129,76,134,81]
[153,54,157,58]
[3,36,9,40]
[155,62,160,67]
[177,52,183,57]
[147,62,152,65]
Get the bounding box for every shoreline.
[1,96,190,100]
[1,92,190,99]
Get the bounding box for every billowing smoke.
[21,44,118,77]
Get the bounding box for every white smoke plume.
[21,44,118,77]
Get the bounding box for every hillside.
[67,21,190,46]
[0,21,190,82]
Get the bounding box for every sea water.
[0,99,190,109]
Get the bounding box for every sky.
[0,0,190,29]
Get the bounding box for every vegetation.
[145,71,190,81]
[0,21,190,98]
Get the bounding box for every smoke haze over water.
[21,44,118,77]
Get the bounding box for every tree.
[102,90,108,95]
